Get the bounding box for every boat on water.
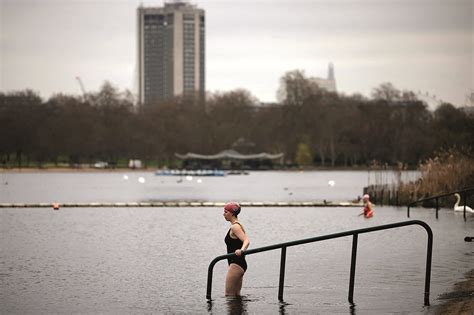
[226,170,250,175]
[155,169,226,177]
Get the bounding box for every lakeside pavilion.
[175,149,284,170]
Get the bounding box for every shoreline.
[429,269,474,314]
[0,166,406,173]
[0,167,145,173]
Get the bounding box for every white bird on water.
[453,193,474,213]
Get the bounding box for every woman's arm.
[232,224,250,256]
[367,202,374,211]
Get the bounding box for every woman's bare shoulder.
[231,222,245,233]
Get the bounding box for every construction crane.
[75,76,88,102]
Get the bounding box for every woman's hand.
[231,224,250,255]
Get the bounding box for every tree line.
[1,70,473,168]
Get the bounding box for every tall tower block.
[137,1,205,105]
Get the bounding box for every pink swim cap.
[363,194,370,200]
[224,202,241,216]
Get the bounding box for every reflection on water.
[209,296,287,315]
[349,302,356,315]
[279,300,290,315]
[207,296,250,315]
[225,296,248,315]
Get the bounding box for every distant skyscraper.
[310,62,337,93]
[137,1,205,105]
[327,62,335,81]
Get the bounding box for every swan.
[454,193,474,213]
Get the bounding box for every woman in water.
[223,202,250,296]
[359,194,374,218]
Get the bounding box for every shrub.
[397,148,474,206]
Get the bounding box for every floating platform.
[0,201,362,208]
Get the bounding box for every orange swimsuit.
[363,204,374,218]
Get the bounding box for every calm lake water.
[0,169,418,203]
[1,171,472,314]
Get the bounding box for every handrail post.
[462,192,467,221]
[206,255,228,300]
[206,266,214,299]
[278,246,287,301]
[206,259,218,300]
[435,198,439,219]
[348,233,358,304]
[407,205,410,218]
[423,223,433,306]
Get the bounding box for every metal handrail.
[407,187,474,221]
[206,220,433,306]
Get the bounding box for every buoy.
[52,203,60,210]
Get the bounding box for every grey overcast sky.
[1,0,472,105]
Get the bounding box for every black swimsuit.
[225,225,247,272]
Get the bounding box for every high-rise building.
[137,1,205,105]
[309,62,337,93]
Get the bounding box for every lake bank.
[429,269,474,314]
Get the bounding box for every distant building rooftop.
[175,149,283,160]
[175,149,284,170]
[309,62,337,93]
